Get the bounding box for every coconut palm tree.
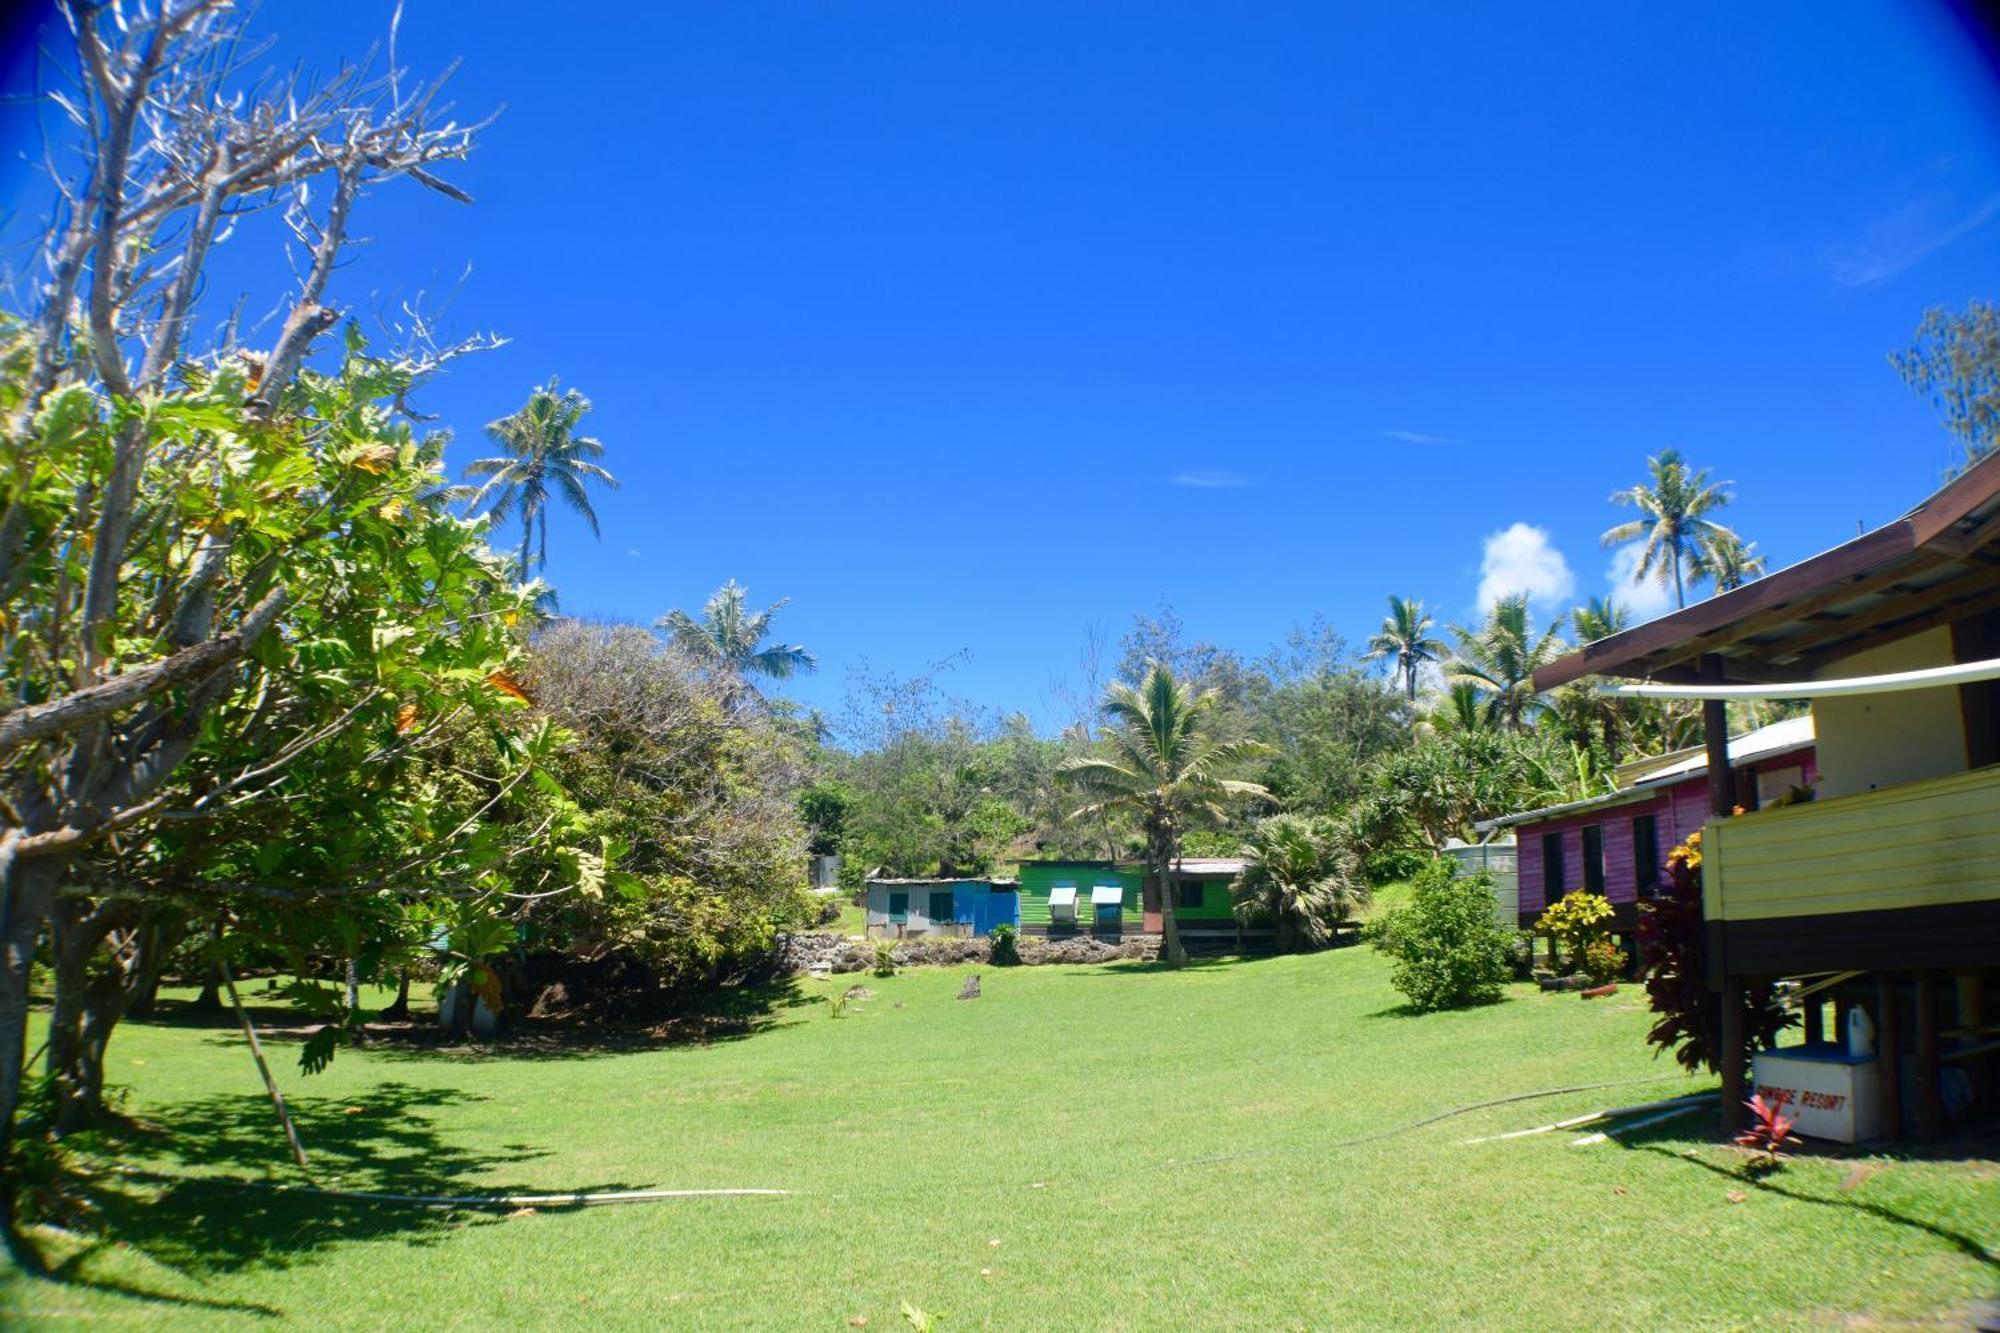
[465,379,620,578]
[1056,663,1272,966]
[1570,595,1631,645]
[1449,595,1566,730]
[1367,595,1448,700]
[1231,814,1369,952]
[1691,530,1766,593]
[658,580,816,707]
[1602,448,1739,608]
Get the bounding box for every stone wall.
[775,931,1159,974]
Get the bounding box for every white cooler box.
[1751,1046,1884,1144]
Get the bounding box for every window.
[1633,815,1659,897]
[888,891,909,921]
[1175,879,1204,910]
[1581,826,1605,896]
[1756,764,1803,808]
[1542,832,1566,903]
[929,890,954,922]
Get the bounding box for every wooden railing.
[1703,763,2000,923]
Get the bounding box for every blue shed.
[865,878,1020,938]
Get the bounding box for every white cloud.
[1476,522,1575,612]
[1605,544,1677,623]
[1172,470,1250,488]
[1380,428,1457,445]
[627,548,641,557]
[1823,192,2000,288]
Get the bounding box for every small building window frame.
[928,889,954,922]
[1542,832,1566,904]
[1175,879,1205,910]
[1581,825,1606,896]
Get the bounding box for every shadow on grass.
[1623,1120,2000,1274]
[1064,954,1283,978]
[178,974,817,1064]
[1365,996,1510,1019]
[25,1080,645,1315]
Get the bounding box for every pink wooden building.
[1484,716,1816,937]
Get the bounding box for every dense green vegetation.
[8,948,1996,1329]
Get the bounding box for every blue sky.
[5,2,2000,733]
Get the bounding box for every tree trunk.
[0,851,59,1245]
[380,968,412,1021]
[1158,843,1186,968]
[191,963,222,1012]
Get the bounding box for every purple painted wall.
[1515,746,1815,921]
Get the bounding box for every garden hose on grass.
[1162,1073,1708,1171]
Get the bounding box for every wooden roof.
[1535,450,2000,690]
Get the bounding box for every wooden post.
[1699,655,1734,819]
[1703,656,1744,1133]
[1915,970,1943,1142]
[1877,974,1902,1141]
[1720,974,1747,1132]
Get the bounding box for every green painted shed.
[1016,861,1145,935]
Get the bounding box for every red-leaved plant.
[1636,832,1793,1073]
[1734,1093,1802,1171]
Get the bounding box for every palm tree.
[1056,663,1271,966]
[1367,595,1447,700]
[1449,595,1566,730]
[1601,448,1739,608]
[1691,530,1766,593]
[1430,680,1494,735]
[1570,595,1631,645]
[658,580,816,707]
[465,379,620,578]
[1231,814,1369,952]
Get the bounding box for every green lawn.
[820,897,868,936]
[6,947,1996,1329]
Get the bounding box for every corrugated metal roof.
[1479,715,1816,830]
[1171,858,1249,875]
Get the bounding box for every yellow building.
[1536,452,2000,1140]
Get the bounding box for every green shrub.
[871,939,898,977]
[1365,847,1431,886]
[1580,935,1628,986]
[988,922,1021,966]
[1535,891,1614,972]
[1372,861,1513,1012]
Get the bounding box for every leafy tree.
[466,379,620,577]
[1449,595,1566,730]
[1231,814,1369,951]
[1366,596,1447,700]
[658,580,817,708]
[510,621,815,1007]
[1056,663,1271,966]
[799,781,855,857]
[1893,300,2000,476]
[1114,604,1258,726]
[1372,860,1514,1011]
[1602,447,1740,608]
[0,0,494,1185]
[1252,663,1409,812]
[23,345,558,1137]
